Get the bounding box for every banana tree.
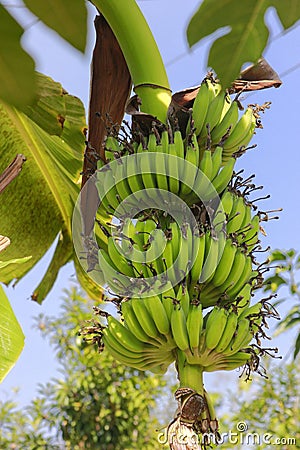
[75,1,282,448]
[0,0,295,446]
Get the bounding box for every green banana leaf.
[0,72,86,302]
[0,284,25,383]
[0,5,36,110]
[23,0,87,53]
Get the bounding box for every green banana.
[204,307,229,350]
[186,302,203,353]
[192,78,216,136]
[98,248,130,294]
[161,284,176,322]
[210,145,223,180]
[171,305,190,351]
[144,293,171,336]
[130,298,164,342]
[107,236,135,277]
[222,317,251,355]
[214,310,238,353]
[239,301,262,321]
[200,232,219,284]
[199,90,230,141]
[199,149,213,180]
[210,238,237,288]
[140,145,158,192]
[155,132,169,192]
[189,232,206,288]
[176,284,190,317]
[126,153,145,195]
[223,107,256,154]
[210,100,239,145]
[121,300,161,346]
[243,214,260,251]
[114,157,133,206]
[104,135,122,162]
[105,315,146,353]
[211,157,236,194]
[235,283,253,316]
[225,255,254,300]
[227,195,247,234]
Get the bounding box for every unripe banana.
[222,317,251,355]
[227,195,247,234]
[199,149,213,180]
[140,142,157,191]
[210,238,237,287]
[243,214,260,251]
[204,307,229,350]
[211,157,236,195]
[107,236,135,277]
[176,284,190,317]
[171,305,190,351]
[239,301,262,321]
[104,135,121,162]
[121,300,160,346]
[236,283,253,316]
[210,100,239,145]
[200,232,220,284]
[161,281,176,321]
[130,298,163,341]
[126,153,145,194]
[186,302,203,352]
[210,145,223,180]
[192,79,216,136]
[226,255,253,300]
[144,293,171,336]
[167,141,180,195]
[223,107,256,154]
[199,90,230,141]
[214,311,238,353]
[189,232,206,288]
[106,315,146,353]
[114,158,133,205]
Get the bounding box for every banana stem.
[177,350,204,395]
[91,0,171,123]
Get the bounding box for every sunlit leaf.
[0,285,25,383]
[0,5,36,109]
[294,332,300,359]
[23,0,87,52]
[263,274,287,292]
[269,250,287,262]
[286,249,296,258]
[0,73,86,301]
[186,0,300,88]
[0,256,32,270]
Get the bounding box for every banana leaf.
[0,285,25,383]
[0,72,86,302]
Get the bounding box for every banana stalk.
[176,350,204,396]
[91,0,171,122]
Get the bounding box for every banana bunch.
[101,281,261,374]
[192,77,257,160]
[97,215,259,306]
[102,293,177,374]
[169,285,258,370]
[212,188,261,251]
[96,130,237,217]
[188,228,258,308]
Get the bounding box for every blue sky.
[1,0,300,410]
